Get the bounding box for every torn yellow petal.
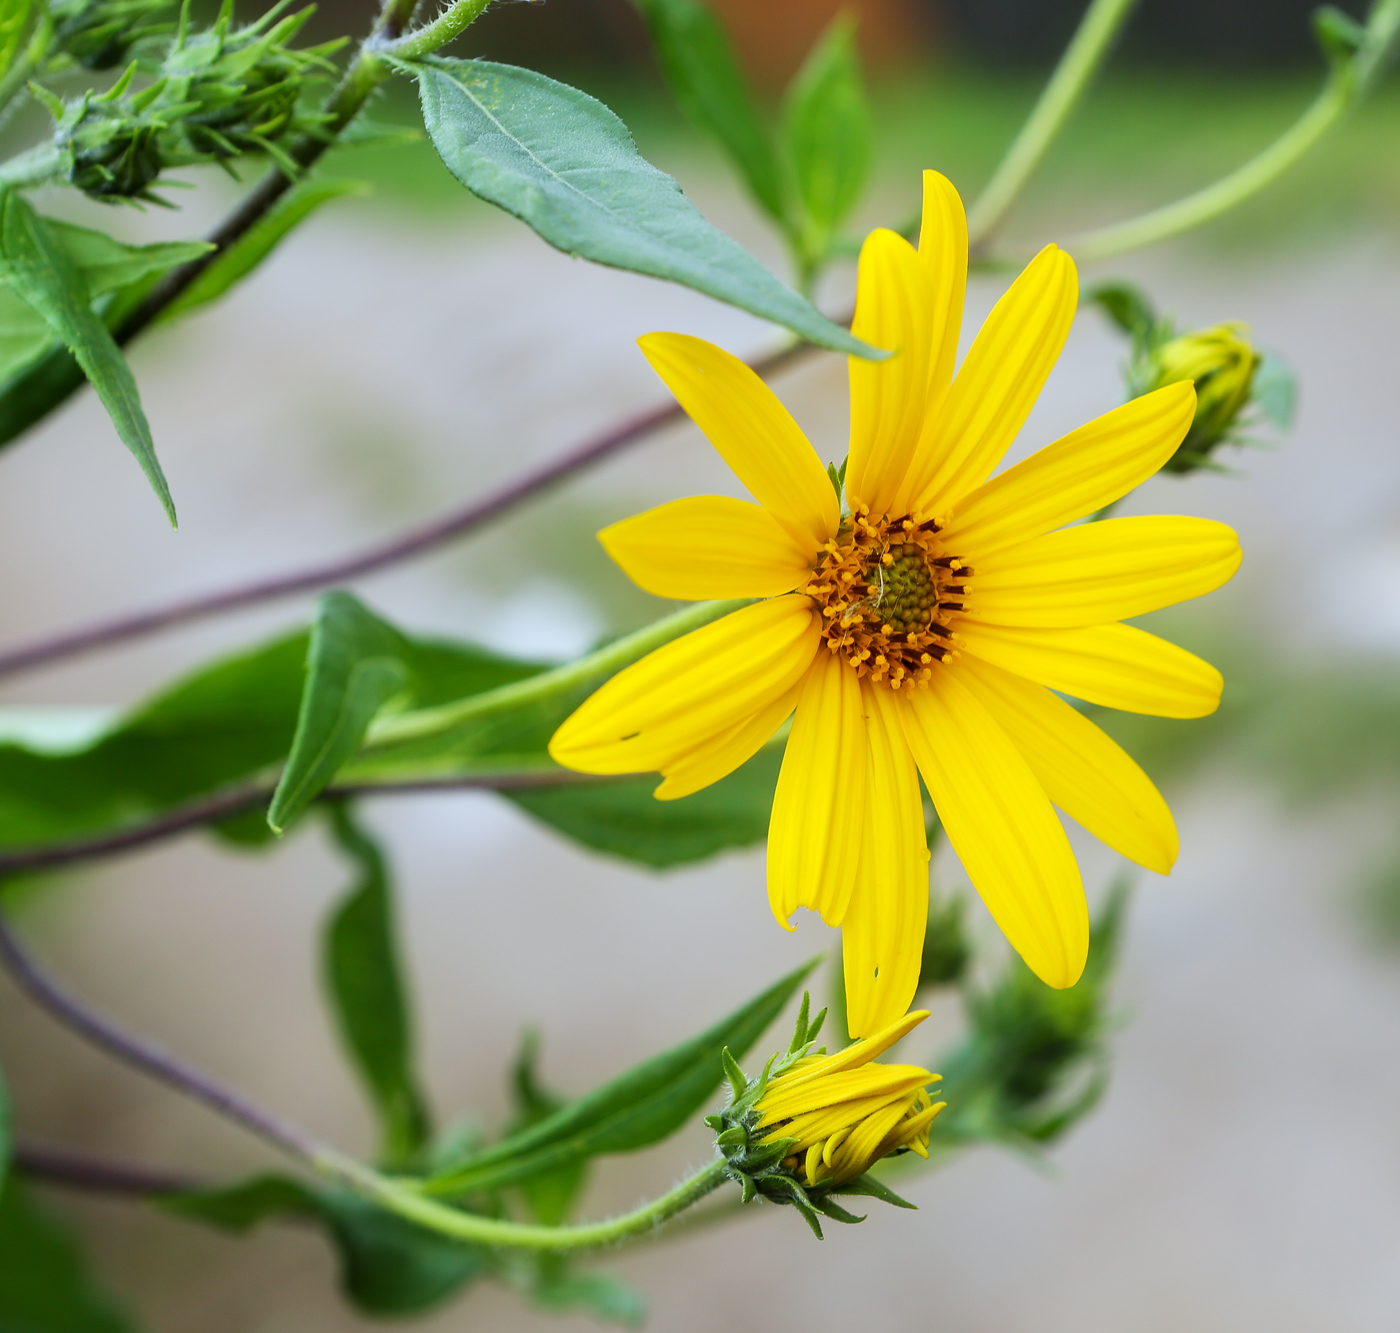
[638,332,838,553]
[842,683,930,1038]
[965,515,1242,628]
[903,244,1078,517]
[845,229,936,517]
[548,596,819,774]
[956,655,1177,873]
[939,382,1196,559]
[599,495,814,602]
[653,681,799,801]
[953,619,1224,719]
[902,671,1087,989]
[767,651,866,928]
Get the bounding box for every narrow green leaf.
[46,224,212,299]
[160,178,369,323]
[782,15,873,256]
[427,958,817,1195]
[403,57,881,358]
[0,193,174,524]
[0,0,31,86]
[507,1031,588,1226]
[1087,280,1158,340]
[165,1175,487,1316]
[324,802,431,1169]
[632,0,788,224]
[829,1171,917,1209]
[505,742,782,868]
[269,593,412,834]
[0,1175,137,1332]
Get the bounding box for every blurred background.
[3,0,1400,1328]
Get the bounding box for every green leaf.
[269,594,414,834]
[1087,280,1158,340]
[632,0,788,225]
[402,57,880,359]
[427,958,816,1195]
[0,1175,138,1332]
[507,1032,588,1226]
[165,1175,487,1316]
[505,742,782,869]
[782,15,873,254]
[159,178,368,323]
[324,803,431,1169]
[532,1269,646,1328]
[0,193,174,524]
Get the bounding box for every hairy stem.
[381,0,496,61]
[0,904,327,1164]
[325,1154,732,1251]
[1069,0,1400,260]
[967,0,1140,248]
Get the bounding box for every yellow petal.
[842,683,930,1038]
[845,229,936,517]
[953,620,1223,718]
[955,655,1177,873]
[939,382,1197,560]
[767,652,866,929]
[916,170,968,424]
[599,495,814,602]
[653,681,799,800]
[965,515,1242,628]
[900,244,1078,517]
[638,332,838,554]
[549,596,820,775]
[901,670,1087,989]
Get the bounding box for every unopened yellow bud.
[1148,323,1260,472]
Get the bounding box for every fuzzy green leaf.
[0,193,175,523]
[426,958,817,1195]
[165,1175,487,1316]
[632,0,788,224]
[160,178,368,322]
[403,57,880,358]
[782,15,873,251]
[0,1175,137,1331]
[325,803,431,1168]
[269,594,414,833]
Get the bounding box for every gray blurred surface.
[1,170,1399,1332]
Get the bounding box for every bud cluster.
[42,0,341,203]
[51,0,171,71]
[706,997,943,1238]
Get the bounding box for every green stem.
[966,0,1141,248]
[364,599,748,751]
[1069,0,1400,261]
[320,1151,731,1251]
[379,0,496,61]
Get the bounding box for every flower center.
[800,507,969,690]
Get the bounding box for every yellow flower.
[754,1008,942,1188]
[550,171,1240,1034]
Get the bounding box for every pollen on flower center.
[800,505,969,690]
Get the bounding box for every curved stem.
[966,0,1141,249]
[13,1142,208,1197]
[326,1153,731,1251]
[0,341,809,683]
[0,903,327,1164]
[0,769,608,878]
[1069,0,1400,261]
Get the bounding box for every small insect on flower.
[550,171,1242,1035]
[708,997,942,1238]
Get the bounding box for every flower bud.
[707,997,943,1236]
[51,0,170,71]
[1145,323,1260,474]
[64,107,164,200]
